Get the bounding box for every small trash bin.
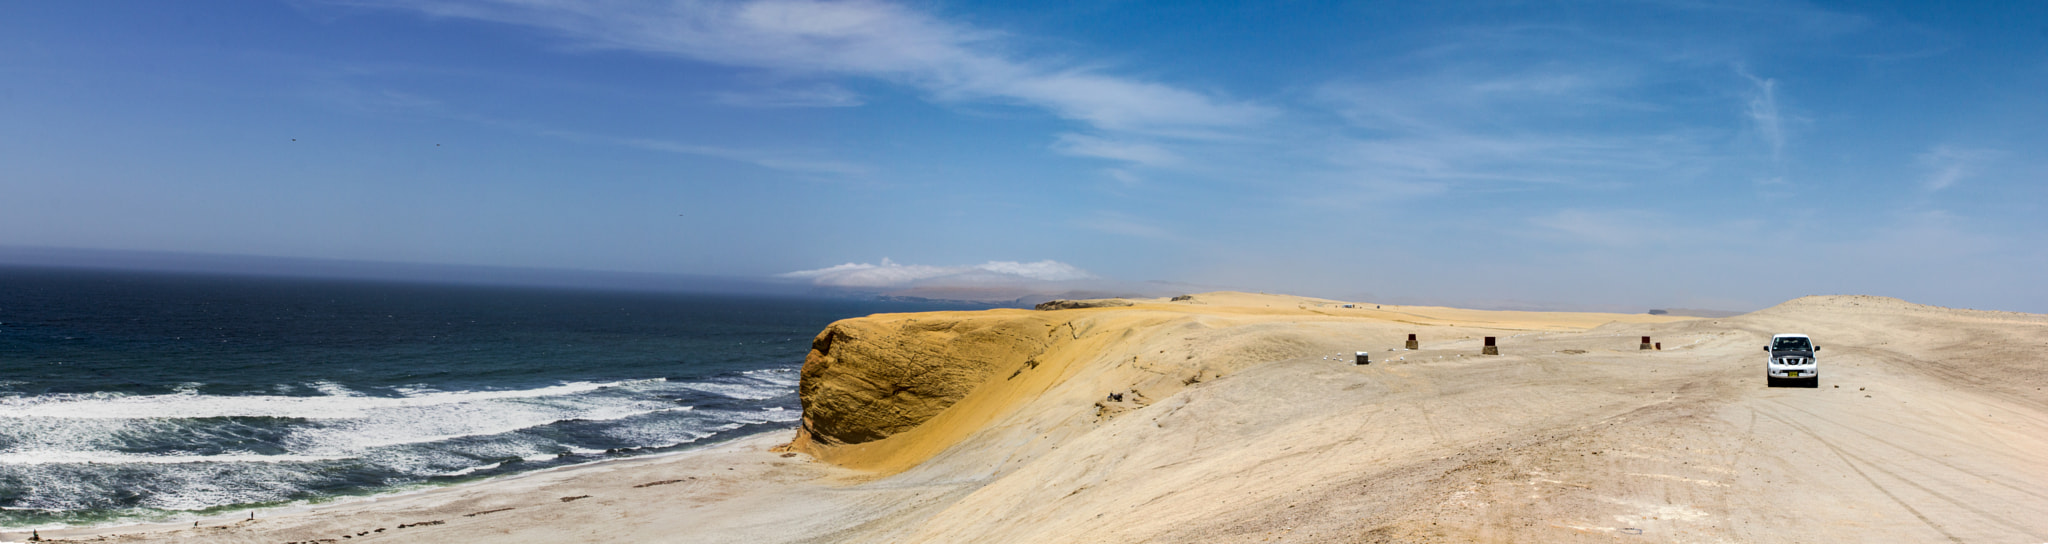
[1355,351,1370,365]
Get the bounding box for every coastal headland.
[16,292,2048,543]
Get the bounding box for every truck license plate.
[1788,371,1800,377]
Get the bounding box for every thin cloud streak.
[711,83,864,108]
[502,122,870,178]
[345,0,1270,137]
[1740,68,1785,161]
[300,69,869,177]
[1051,134,1182,168]
[1916,145,1999,191]
[1310,69,1721,195]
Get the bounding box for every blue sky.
[3,1,2044,311]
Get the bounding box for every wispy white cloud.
[1915,145,1999,191]
[528,125,868,176]
[1051,134,1182,168]
[778,258,1093,287]
[712,83,863,107]
[341,0,1776,197]
[1739,68,1785,161]
[1640,0,1873,37]
[302,67,867,177]
[1103,168,1142,186]
[1311,68,1717,194]
[347,0,1268,138]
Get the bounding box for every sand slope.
[23,292,2047,543]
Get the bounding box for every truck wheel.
[1766,377,1779,388]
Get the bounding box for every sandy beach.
[14,292,2048,543]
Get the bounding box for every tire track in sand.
[1755,409,2047,542]
[1768,401,2048,503]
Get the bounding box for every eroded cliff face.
[788,310,1061,448]
[778,296,1346,473]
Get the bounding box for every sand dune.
[21,292,2048,543]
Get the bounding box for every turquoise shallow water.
[0,266,974,528]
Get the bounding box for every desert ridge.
[778,291,1692,475]
[21,291,2048,543]
[777,292,2048,543]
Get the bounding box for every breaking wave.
[0,368,803,528]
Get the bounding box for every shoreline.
[11,292,2045,542]
[3,427,805,542]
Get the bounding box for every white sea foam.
[0,379,728,467]
[0,380,651,419]
[388,384,444,397]
[692,407,803,426]
[0,373,801,518]
[0,378,780,459]
[279,394,679,454]
[600,425,714,450]
[672,378,795,401]
[308,380,363,398]
[2,457,322,512]
[0,451,351,465]
[436,462,502,477]
[571,405,694,422]
[742,367,801,379]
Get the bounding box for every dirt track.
[27,294,2046,543]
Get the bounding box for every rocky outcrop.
[788,311,1060,448]
[780,295,1346,472]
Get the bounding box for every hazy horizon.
[4,1,2043,313]
[0,245,1973,315]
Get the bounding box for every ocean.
[0,266,972,529]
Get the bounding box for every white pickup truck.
[1765,333,1819,387]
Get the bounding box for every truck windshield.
[1773,337,1811,350]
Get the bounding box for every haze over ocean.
[0,266,970,528]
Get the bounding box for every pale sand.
[13,292,2048,543]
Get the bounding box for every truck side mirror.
[1814,346,1820,351]
[1763,346,1770,352]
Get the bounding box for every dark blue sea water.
[0,266,972,528]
